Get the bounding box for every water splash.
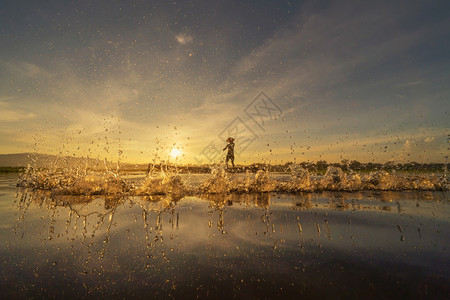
[252,169,278,192]
[199,165,230,194]
[319,166,348,190]
[137,168,186,198]
[17,163,448,196]
[287,165,311,192]
[17,166,127,195]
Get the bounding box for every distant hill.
[0,153,107,169]
[0,153,37,167]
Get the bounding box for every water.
[16,164,449,195]
[1,170,449,298]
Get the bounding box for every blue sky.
[0,0,449,164]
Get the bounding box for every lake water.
[1,173,449,298]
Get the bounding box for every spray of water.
[17,161,448,197]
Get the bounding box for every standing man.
[223,137,235,169]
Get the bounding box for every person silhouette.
[223,137,235,169]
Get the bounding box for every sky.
[0,0,449,165]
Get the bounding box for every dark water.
[1,173,449,299]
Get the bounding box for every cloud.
[1,60,50,78]
[175,33,193,45]
[0,101,35,122]
[397,80,424,88]
[20,62,44,77]
[403,139,411,149]
[0,0,447,164]
[229,1,437,100]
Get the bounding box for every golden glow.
[170,147,182,159]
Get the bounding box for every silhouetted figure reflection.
[223,137,235,169]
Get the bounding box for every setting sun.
[170,147,182,159]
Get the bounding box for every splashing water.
[17,163,448,197]
[199,165,230,194]
[17,165,127,195]
[288,164,311,192]
[137,167,186,198]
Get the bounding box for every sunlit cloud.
[0,101,35,122]
[17,62,43,77]
[1,60,50,79]
[175,33,193,45]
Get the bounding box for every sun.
[170,147,182,159]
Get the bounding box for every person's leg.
[231,157,235,168]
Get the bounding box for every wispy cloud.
[1,60,51,78]
[230,2,435,95]
[398,80,424,88]
[0,101,35,122]
[175,33,193,45]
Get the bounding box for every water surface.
[1,173,449,299]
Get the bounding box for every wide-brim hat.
[226,137,234,143]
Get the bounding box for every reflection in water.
[2,173,449,298]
